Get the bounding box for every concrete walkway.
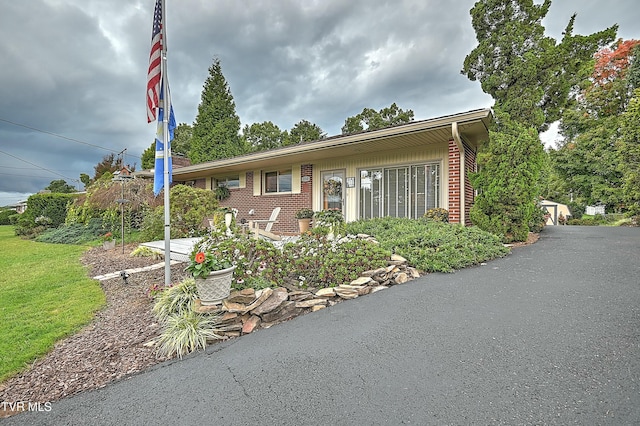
[6,226,640,425]
[139,237,200,262]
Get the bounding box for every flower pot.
[195,266,235,305]
[102,240,116,250]
[297,218,311,234]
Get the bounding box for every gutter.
[452,122,465,225]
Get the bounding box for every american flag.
[146,0,163,123]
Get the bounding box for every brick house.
[172,108,491,235]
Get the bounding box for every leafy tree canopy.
[93,153,123,181]
[44,179,76,193]
[288,119,326,144]
[141,122,193,170]
[341,103,414,135]
[242,121,287,151]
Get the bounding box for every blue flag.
[154,83,176,196]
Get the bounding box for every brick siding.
[448,139,461,224]
[216,164,314,235]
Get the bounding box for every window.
[213,175,240,189]
[359,163,439,219]
[264,169,291,193]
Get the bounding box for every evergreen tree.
[469,109,545,242]
[190,58,244,163]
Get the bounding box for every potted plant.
[184,249,235,306]
[101,232,116,250]
[295,208,314,234]
[214,185,231,201]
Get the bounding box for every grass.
[0,226,105,382]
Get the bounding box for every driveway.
[5,226,640,425]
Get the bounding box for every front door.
[321,170,345,215]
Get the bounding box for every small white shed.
[541,200,572,225]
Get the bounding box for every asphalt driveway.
[4,225,640,425]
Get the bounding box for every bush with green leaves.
[424,208,449,222]
[0,209,16,225]
[345,217,509,273]
[283,234,390,288]
[14,193,78,238]
[35,218,105,244]
[141,184,219,241]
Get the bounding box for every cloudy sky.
[0,0,638,206]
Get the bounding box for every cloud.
[0,0,637,206]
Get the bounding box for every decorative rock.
[311,305,326,312]
[350,276,373,286]
[370,285,388,293]
[250,287,288,316]
[261,301,303,323]
[315,288,336,297]
[391,253,408,263]
[295,299,328,308]
[241,315,261,334]
[227,288,256,304]
[244,287,273,312]
[361,267,387,277]
[222,300,249,314]
[407,267,421,278]
[335,286,358,299]
[394,272,409,284]
[194,300,222,314]
[288,291,313,302]
[221,312,238,321]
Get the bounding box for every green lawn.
[0,226,105,382]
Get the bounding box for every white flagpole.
[161,0,171,286]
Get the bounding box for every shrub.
[141,184,219,241]
[152,278,198,323]
[284,234,391,288]
[35,218,105,244]
[0,209,15,225]
[345,217,509,273]
[155,310,224,359]
[14,193,78,238]
[424,208,449,222]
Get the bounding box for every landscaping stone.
[241,315,261,334]
[250,287,288,316]
[260,301,303,323]
[227,288,256,304]
[295,299,328,308]
[350,276,373,286]
[315,288,336,297]
[243,287,273,312]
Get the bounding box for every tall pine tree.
[190,58,244,163]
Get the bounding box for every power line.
[0,149,76,182]
[0,116,117,154]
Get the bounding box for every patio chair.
[248,207,281,241]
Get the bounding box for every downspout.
[452,122,465,225]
